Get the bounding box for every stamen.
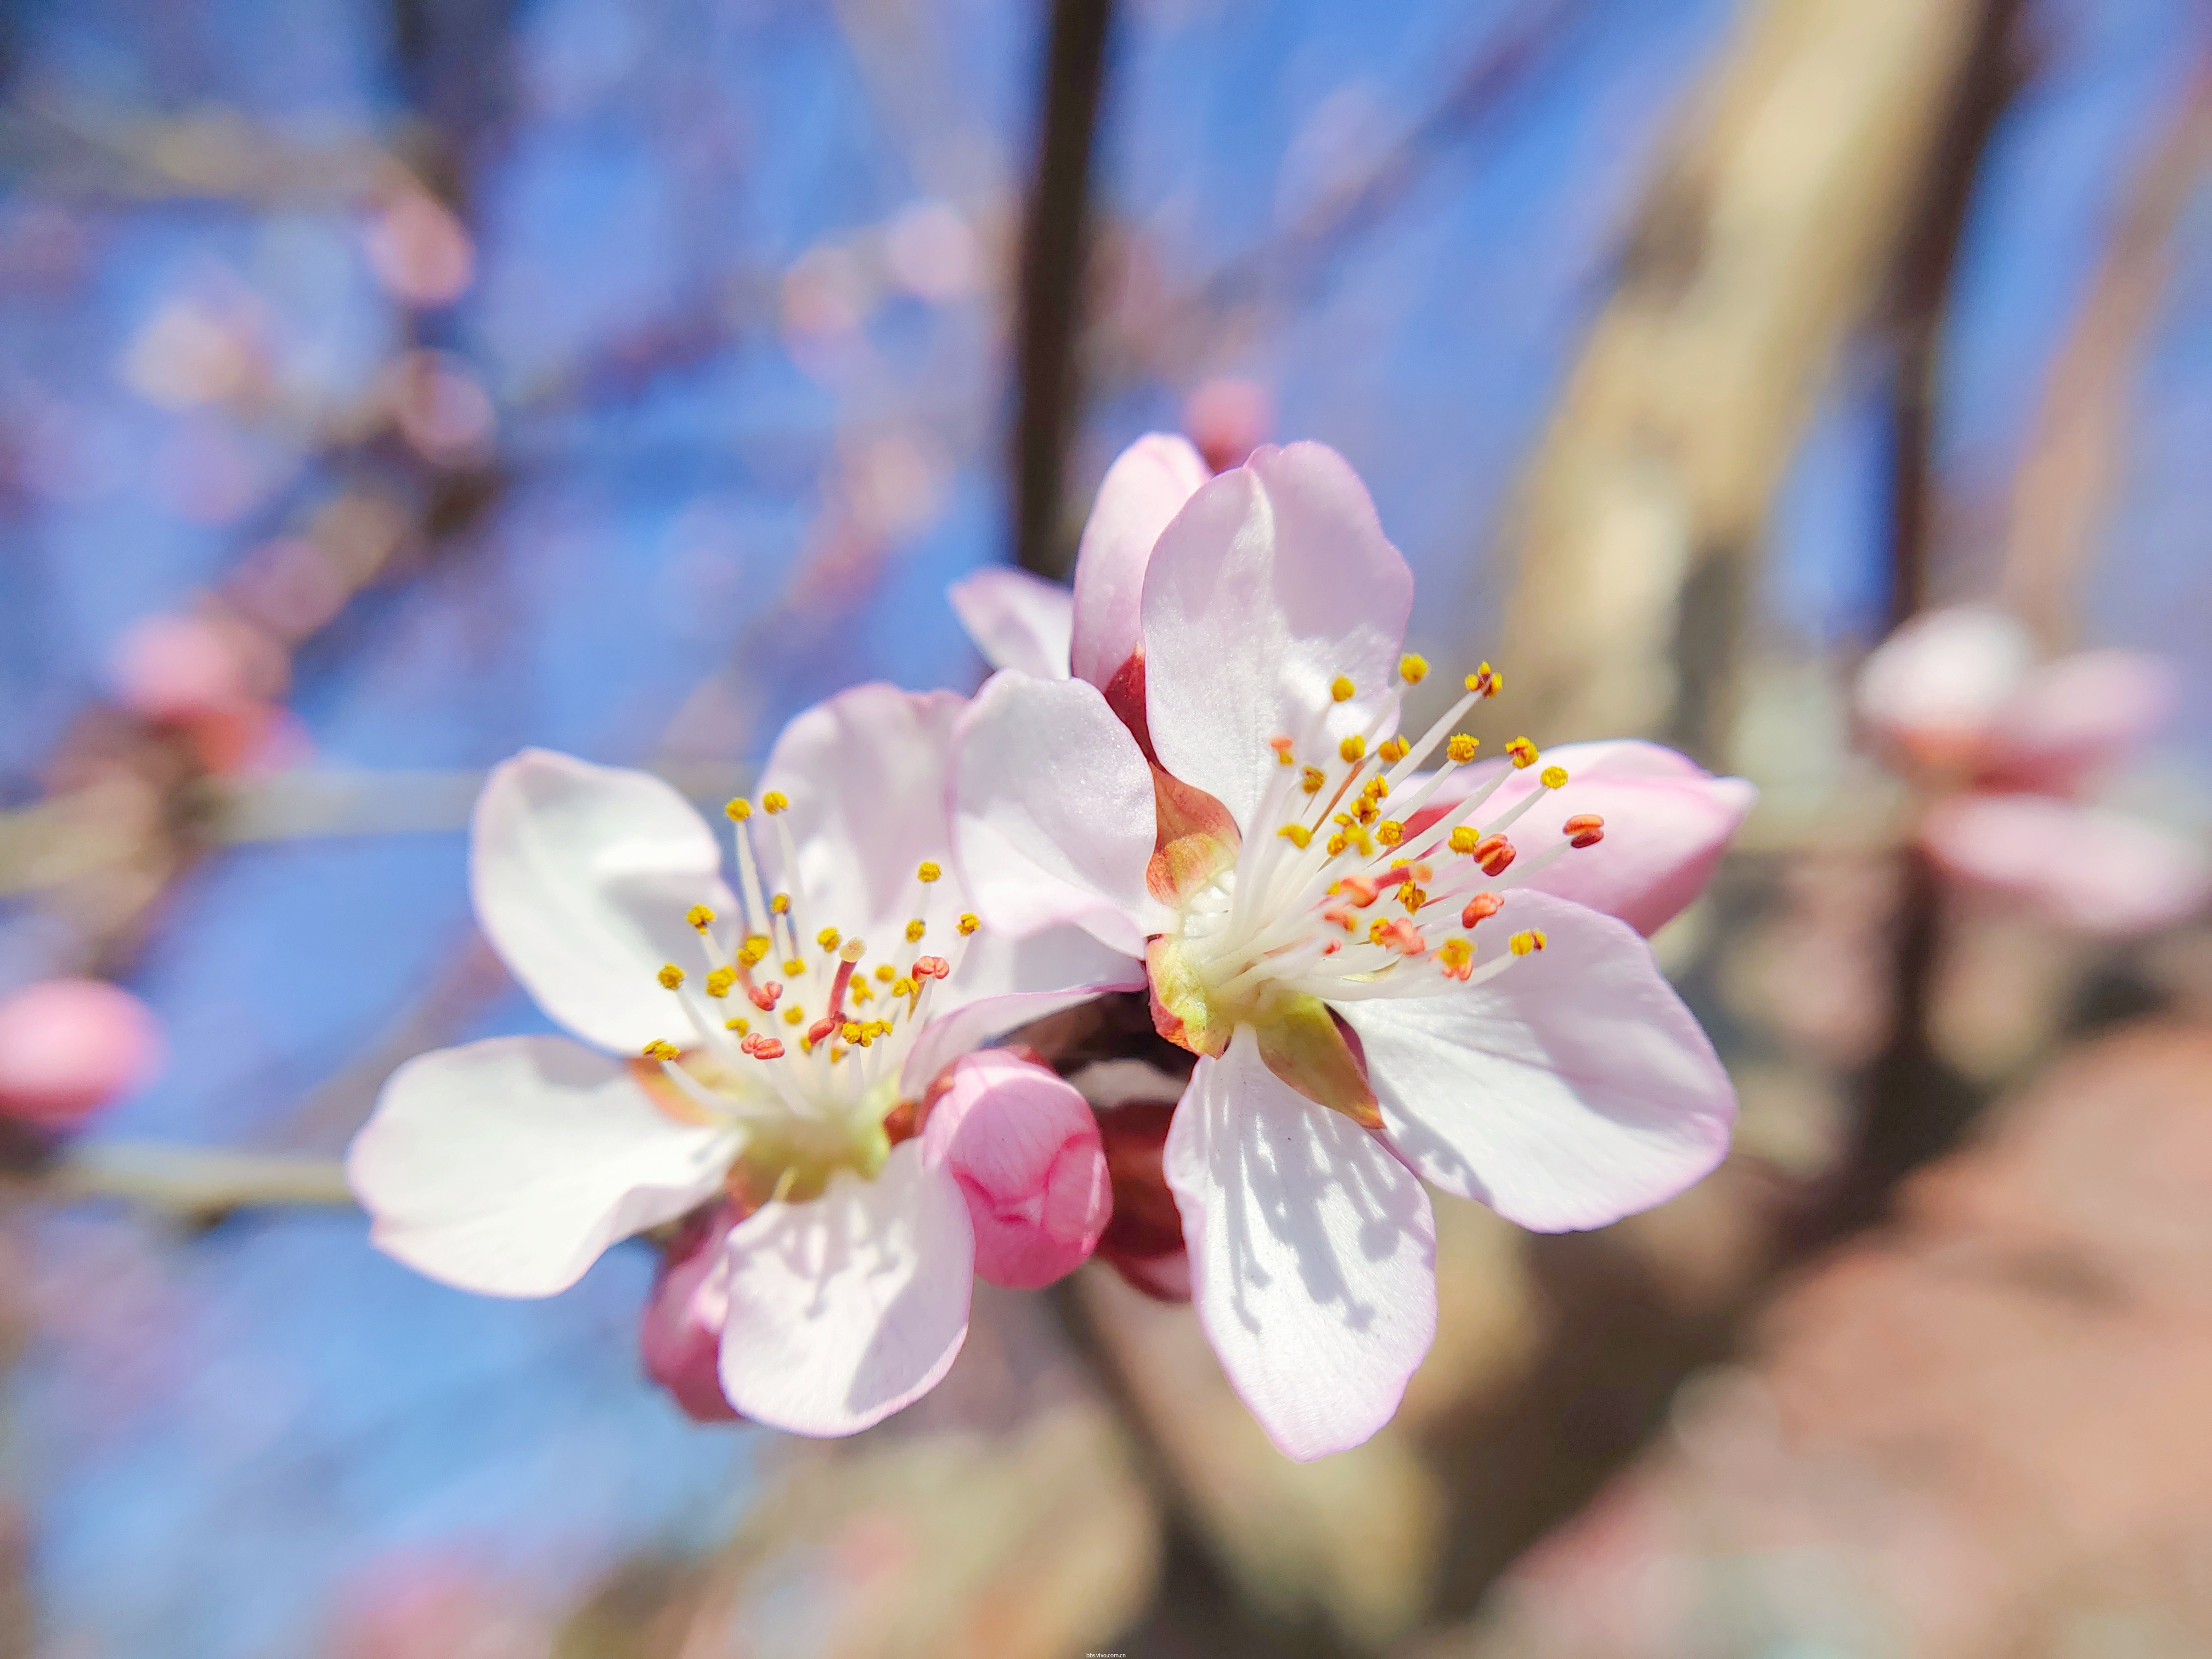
[1339,734,1366,764]
[748,981,783,1012]
[1331,675,1356,702]
[657,963,685,990]
[1461,893,1504,928]
[905,918,926,943]
[686,905,715,932]
[1508,929,1547,956]
[1466,663,1502,698]
[704,967,737,998]
[1277,823,1312,849]
[1540,765,1569,789]
[1399,653,1429,684]
[1472,834,1516,877]
[1437,937,1474,980]
[916,861,942,884]
[641,1040,680,1062]
[957,914,980,936]
[1565,813,1606,849]
[1505,737,1538,769]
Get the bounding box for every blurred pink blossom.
[1182,377,1273,474]
[0,977,164,1128]
[640,1204,743,1423]
[365,188,476,308]
[1856,607,2207,934]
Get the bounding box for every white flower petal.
[1142,443,1412,830]
[949,567,1074,680]
[716,1141,974,1436]
[951,669,1167,953]
[758,682,968,943]
[1069,432,1211,688]
[1166,1028,1436,1461]
[471,750,736,1054]
[1341,890,1735,1233]
[347,1036,736,1297]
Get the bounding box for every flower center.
[635,793,981,1205]
[1151,653,1604,1063]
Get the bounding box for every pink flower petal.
[1854,607,2033,760]
[640,1205,743,1423]
[1982,650,2176,794]
[1069,433,1210,688]
[1165,1029,1437,1461]
[1340,890,1735,1233]
[758,682,968,942]
[1404,741,1756,936]
[921,1048,1111,1288]
[347,1036,737,1297]
[1141,443,1412,830]
[717,1141,973,1436]
[1922,793,2210,935]
[471,749,736,1055]
[948,567,1074,680]
[951,669,1167,955]
[0,977,165,1127]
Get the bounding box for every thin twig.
[37,1142,356,1222]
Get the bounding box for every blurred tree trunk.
[1487,0,1999,762]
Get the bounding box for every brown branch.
[1010,0,1115,580]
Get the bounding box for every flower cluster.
[352,435,1754,1452]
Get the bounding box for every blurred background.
[2,0,2210,1653]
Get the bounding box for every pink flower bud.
[921,1048,1110,1289]
[0,978,163,1128]
[639,1204,742,1424]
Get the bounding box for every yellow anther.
[1506,737,1538,769]
[782,958,805,977]
[1346,826,1374,857]
[1327,833,1348,856]
[904,918,926,944]
[738,935,770,966]
[1446,734,1479,764]
[957,913,980,936]
[1378,736,1409,764]
[704,967,737,998]
[1437,937,1472,974]
[874,963,895,983]
[1368,918,1392,945]
[725,1017,749,1034]
[761,792,789,814]
[800,1036,816,1055]
[816,927,840,951]
[1330,675,1356,703]
[891,977,915,998]
[783,1005,805,1026]
[724,798,752,821]
[770,893,791,914]
[1509,929,1548,956]
[1449,826,1480,855]
[686,904,716,932]
[657,963,685,990]
[916,860,943,883]
[641,1040,680,1062]
[849,978,873,1004]
[1376,820,1403,847]
[1339,733,1366,763]
[1277,823,1313,850]
[1363,775,1388,799]
[1400,653,1429,685]
[842,1022,864,1043]
[1301,766,1326,795]
[839,937,866,963]
[1466,663,1502,698]
[1540,765,1569,789]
